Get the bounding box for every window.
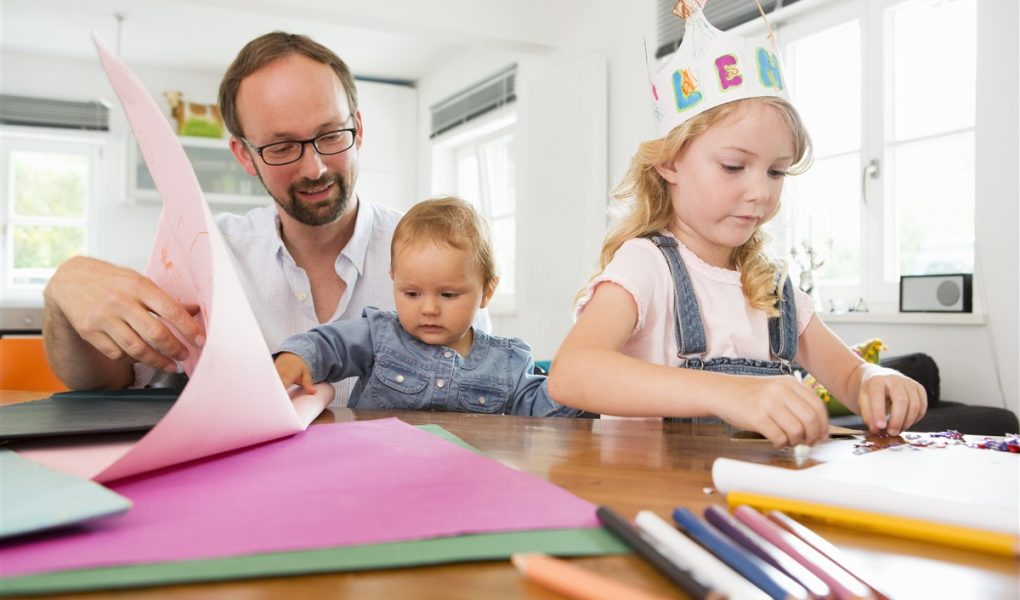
[768,0,976,311]
[431,112,517,312]
[1,130,102,299]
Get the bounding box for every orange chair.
[0,335,69,392]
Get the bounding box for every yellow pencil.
[512,553,670,600]
[727,491,1020,557]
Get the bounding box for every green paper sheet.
[1,528,624,595]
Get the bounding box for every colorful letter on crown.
[715,55,742,90]
[757,47,784,91]
[672,68,703,111]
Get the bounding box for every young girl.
[548,4,926,447]
[275,196,579,417]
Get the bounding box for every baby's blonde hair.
[594,97,812,316]
[391,196,498,294]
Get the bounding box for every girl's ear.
[654,158,681,185]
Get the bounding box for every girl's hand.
[274,352,316,395]
[715,374,829,449]
[857,365,927,435]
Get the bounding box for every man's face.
[229,53,362,227]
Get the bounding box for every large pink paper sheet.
[0,419,599,577]
[17,38,332,483]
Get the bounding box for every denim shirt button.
[443,351,453,358]
[395,374,405,383]
[436,379,446,388]
[478,396,486,405]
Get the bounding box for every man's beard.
[259,170,352,226]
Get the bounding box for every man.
[44,32,470,404]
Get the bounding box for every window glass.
[893,133,975,275]
[786,20,861,156]
[889,0,976,141]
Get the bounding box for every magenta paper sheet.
[0,419,599,577]
[16,37,332,483]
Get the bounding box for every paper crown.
[650,2,789,137]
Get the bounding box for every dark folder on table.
[0,388,180,441]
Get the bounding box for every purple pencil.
[705,505,833,599]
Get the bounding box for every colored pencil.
[511,553,668,600]
[733,505,875,600]
[634,510,772,600]
[704,505,833,599]
[672,507,809,600]
[596,506,721,600]
[727,490,1020,558]
[767,510,894,600]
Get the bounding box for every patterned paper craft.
[14,36,333,483]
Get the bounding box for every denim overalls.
[647,235,798,423]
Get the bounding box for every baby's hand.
[274,352,316,395]
[857,365,927,435]
[716,375,829,449]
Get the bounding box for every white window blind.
[429,65,516,138]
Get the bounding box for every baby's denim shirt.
[277,308,580,417]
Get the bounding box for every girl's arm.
[549,282,828,447]
[795,316,927,435]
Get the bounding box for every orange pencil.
[512,553,670,600]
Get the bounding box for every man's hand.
[43,256,205,387]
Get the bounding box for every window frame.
[430,108,518,315]
[756,0,976,313]
[0,126,105,304]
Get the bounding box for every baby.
[275,196,580,417]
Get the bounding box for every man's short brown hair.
[218,31,358,138]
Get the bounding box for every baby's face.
[392,241,491,357]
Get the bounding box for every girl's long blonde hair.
[594,97,812,316]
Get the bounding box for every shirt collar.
[339,198,375,276]
[264,199,376,272]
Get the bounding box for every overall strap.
[767,274,799,366]
[646,235,708,361]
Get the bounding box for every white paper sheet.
[18,36,332,483]
[713,444,1019,535]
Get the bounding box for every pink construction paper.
[17,38,332,483]
[0,419,599,577]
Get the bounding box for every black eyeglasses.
[243,127,358,166]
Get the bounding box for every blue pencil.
[704,505,833,599]
[673,507,810,600]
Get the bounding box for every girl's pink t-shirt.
[577,234,815,368]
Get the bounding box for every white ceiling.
[0,0,578,82]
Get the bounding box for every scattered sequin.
[853,430,1018,454]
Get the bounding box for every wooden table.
[2,391,1017,599]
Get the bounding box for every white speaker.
[899,274,972,313]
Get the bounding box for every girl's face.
[391,240,493,357]
[655,103,796,269]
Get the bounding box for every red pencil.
[767,510,893,600]
[733,505,875,600]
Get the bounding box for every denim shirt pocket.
[368,361,430,410]
[456,378,509,415]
